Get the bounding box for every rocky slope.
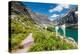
[53,8,78,27]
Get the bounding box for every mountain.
[53,9,78,26]
[9,1,77,52]
[9,1,36,52]
[23,4,52,27]
[10,1,31,18]
[29,12,51,27]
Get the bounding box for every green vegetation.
[10,12,35,50]
[10,10,77,52]
[29,32,77,52]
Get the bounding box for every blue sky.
[22,2,77,21]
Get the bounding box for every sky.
[22,2,77,21]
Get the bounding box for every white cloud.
[49,14,59,21]
[50,14,59,18]
[61,4,70,8]
[53,5,63,12]
[49,18,54,21]
[49,4,69,21]
[49,4,69,13]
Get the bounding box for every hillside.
[9,1,77,53]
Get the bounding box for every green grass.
[10,11,77,52]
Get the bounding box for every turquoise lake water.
[58,27,78,42]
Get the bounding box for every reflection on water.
[55,26,59,36]
[58,26,78,42]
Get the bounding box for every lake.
[58,26,78,42]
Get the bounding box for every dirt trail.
[15,33,34,53]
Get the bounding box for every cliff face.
[10,1,31,18]
[53,9,78,26]
[10,1,51,27]
[29,12,51,26]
